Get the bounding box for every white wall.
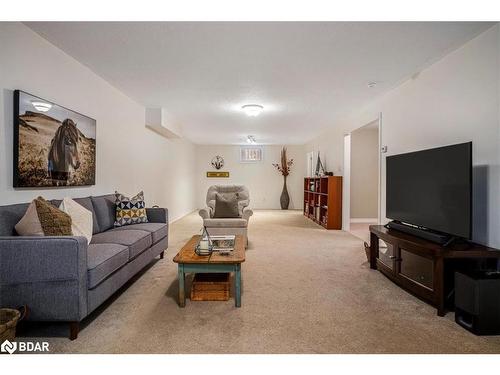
[0,23,197,222]
[195,145,305,209]
[305,24,500,248]
[350,125,378,219]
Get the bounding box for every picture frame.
[13,90,96,187]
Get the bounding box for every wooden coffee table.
[173,235,245,307]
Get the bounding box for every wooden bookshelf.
[303,176,342,229]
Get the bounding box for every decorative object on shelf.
[211,155,224,170]
[315,152,326,176]
[13,90,96,187]
[206,171,230,178]
[195,227,213,256]
[273,146,294,210]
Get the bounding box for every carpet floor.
[25,210,500,353]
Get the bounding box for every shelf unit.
[303,176,342,229]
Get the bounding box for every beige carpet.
[348,222,372,243]
[24,210,500,353]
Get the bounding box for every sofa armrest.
[0,236,88,321]
[146,207,168,223]
[242,207,253,222]
[199,207,212,220]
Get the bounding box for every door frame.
[342,112,383,231]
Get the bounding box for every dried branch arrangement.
[273,147,294,177]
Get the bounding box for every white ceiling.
[26,22,493,145]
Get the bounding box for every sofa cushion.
[87,243,129,288]
[90,229,152,259]
[203,218,248,228]
[109,223,167,244]
[91,195,116,232]
[0,203,30,236]
[74,197,100,235]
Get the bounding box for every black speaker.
[386,221,450,244]
[455,270,500,335]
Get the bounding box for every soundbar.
[385,221,451,245]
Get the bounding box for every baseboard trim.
[169,209,198,224]
[350,218,378,224]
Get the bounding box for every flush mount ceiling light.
[31,101,52,112]
[241,104,264,117]
[367,81,377,88]
[247,135,256,144]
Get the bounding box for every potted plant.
[273,147,294,209]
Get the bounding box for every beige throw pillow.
[59,197,93,244]
[14,200,44,236]
[15,197,73,236]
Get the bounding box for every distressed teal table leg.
[235,264,241,307]
[178,264,185,307]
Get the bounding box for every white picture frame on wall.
[240,146,264,163]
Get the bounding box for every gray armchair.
[199,185,253,247]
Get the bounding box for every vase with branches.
[273,147,294,209]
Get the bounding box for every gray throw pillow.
[213,193,240,218]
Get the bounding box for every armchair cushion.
[203,218,248,228]
[213,193,240,218]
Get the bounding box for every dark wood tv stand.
[369,225,500,316]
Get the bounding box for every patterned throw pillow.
[114,191,148,227]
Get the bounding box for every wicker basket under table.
[191,273,230,301]
[0,308,21,342]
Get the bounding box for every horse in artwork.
[48,118,81,186]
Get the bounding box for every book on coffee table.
[209,235,236,252]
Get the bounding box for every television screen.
[386,142,472,239]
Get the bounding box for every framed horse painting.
[13,90,96,187]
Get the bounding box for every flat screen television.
[386,142,472,240]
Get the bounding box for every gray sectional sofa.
[0,194,168,340]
